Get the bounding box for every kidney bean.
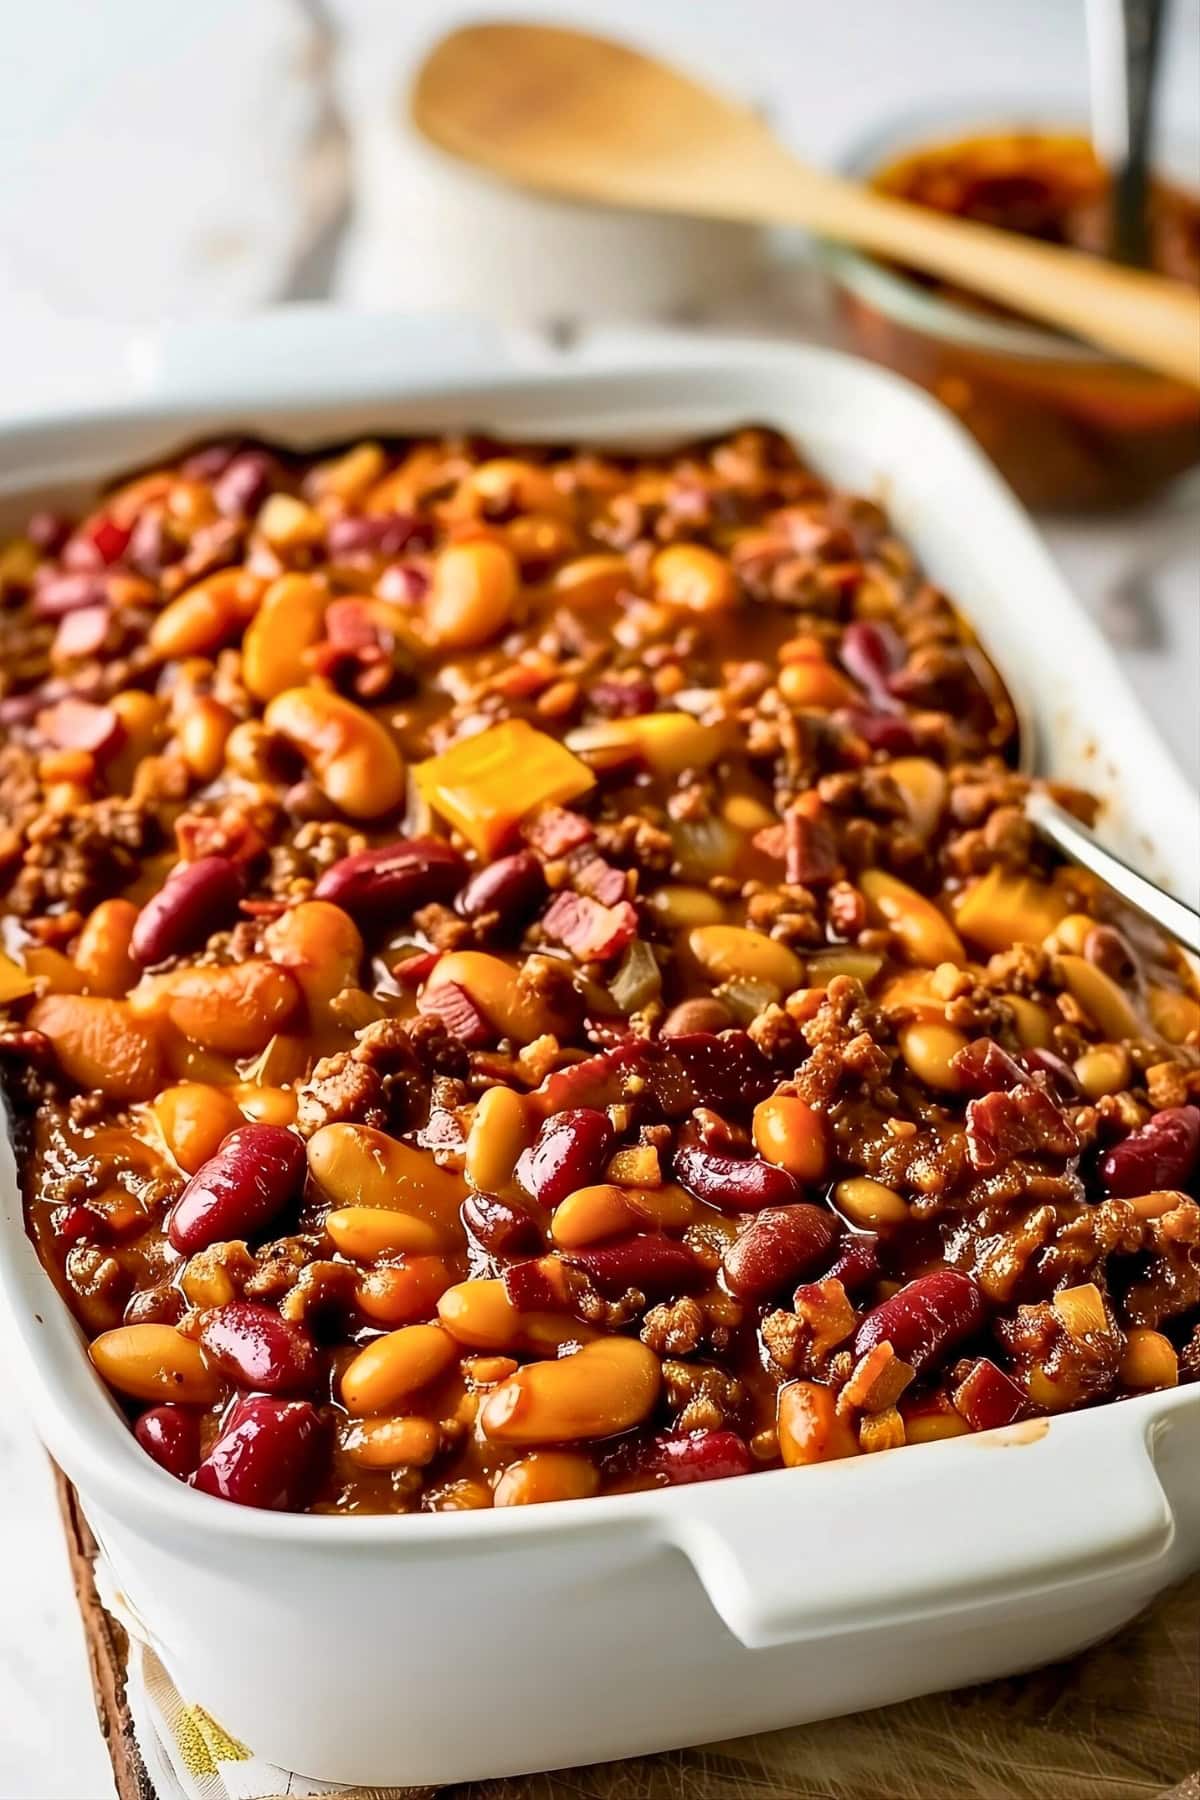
[135,1405,201,1480]
[821,1231,880,1294]
[952,1358,1027,1432]
[565,1233,707,1297]
[213,449,276,520]
[131,855,243,966]
[673,1142,804,1213]
[326,513,429,557]
[167,1124,305,1254]
[191,1395,328,1511]
[516,1108,615,1208]
[607,1429,754,1486]
[1100,1105,1200,1198]
[196,1301,317,1394]
[722,1204,839,1301]
[839,620,904,709]
[636,1044,697,1118]
[461,1191,542,1258]
[838,709,920,755]
[853,1270,985,1375]
[314,836,466,923]
[457,851,546,930]
[589,674,657,718]
[662,1031,774,1111]
[1019,1046,1082,1102]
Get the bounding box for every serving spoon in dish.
[994,648,1200,954]
[1023,788,1200,956]
[411,21,1200,386]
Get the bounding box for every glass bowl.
[823,108,1200,512]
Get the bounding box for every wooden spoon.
[411,22,1200,386]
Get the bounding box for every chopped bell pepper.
[413,718,595,857]
[954,864,1068,954]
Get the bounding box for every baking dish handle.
[666,1403,1181,1650]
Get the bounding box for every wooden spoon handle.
[588,126,1200,386]
[792,166,1200,384]
[669,142,1200,386]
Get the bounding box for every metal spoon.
[1025,788,1200,954]
[1000,633,1194,950]
[1087,0,1168,267]
[1001,645,1199,953]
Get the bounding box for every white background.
[1,3,1198,1796]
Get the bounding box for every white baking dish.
[2,316,1197,1787]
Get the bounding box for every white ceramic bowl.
[2,317,1197,1787]
[344,123,764,322]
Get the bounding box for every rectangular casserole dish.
[1,315,1197,1787]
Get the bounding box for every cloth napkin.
[93,1561,433,1800]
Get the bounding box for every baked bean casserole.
[1,428,1197,1514]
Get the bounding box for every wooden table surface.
[57,1473,1198,1800]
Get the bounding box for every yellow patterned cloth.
[93,1560,434,1800]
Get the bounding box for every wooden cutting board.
[56,1470,1198,1800]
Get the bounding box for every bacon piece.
[542,891,637,961]
[524,807,595,857]
[35,697,120,754]
[53,605,110,661]
[785,810,840,886]
[416,979,492,1047]
[966,1084,1079,1173]
[571,854,628,907]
